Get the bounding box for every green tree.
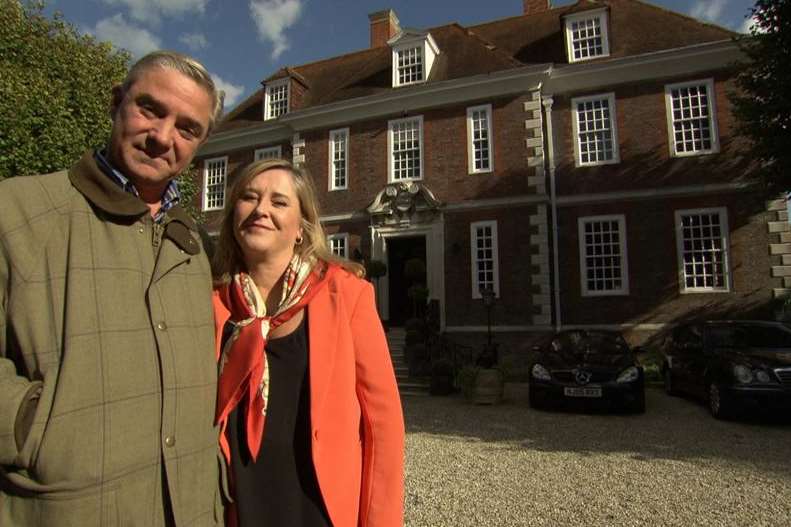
[0,0,129,180]
[731,0,791,193]
[176,164,205,223]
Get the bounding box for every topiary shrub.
[456,365,480,401]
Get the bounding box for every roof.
[470,0,735,65]
[217,0,737,133]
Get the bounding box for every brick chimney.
[523,0,551,15]
[368,9,400,48]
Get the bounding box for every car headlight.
[531,364,551,381]
[733,365,753,384]
[616,366,639,383]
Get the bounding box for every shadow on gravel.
[403,387,791,478]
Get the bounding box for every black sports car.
[529,330,645,413]
[662,320,791,420]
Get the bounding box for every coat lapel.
[308,279,338,418]
[151,215,201,284]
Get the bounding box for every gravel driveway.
[403,387,791,527]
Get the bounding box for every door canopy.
[366,181,441,226]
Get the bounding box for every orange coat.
[213,269,405,527]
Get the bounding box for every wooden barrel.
[473,368,504,405]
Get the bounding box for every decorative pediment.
[367,181,441,225]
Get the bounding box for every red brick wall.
[557,191,773,326]
[553,72,756,196]
[322,219,369,261]
[301,94,536,216]
[444,205,541,327]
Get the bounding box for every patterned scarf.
[215,254,335,461]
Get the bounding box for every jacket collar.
[68,150,199,234]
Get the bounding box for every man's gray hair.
[123,50,224,134]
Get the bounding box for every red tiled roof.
[471,0,735,64]
[218,0,736,132]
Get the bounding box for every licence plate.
[564,387,602,398]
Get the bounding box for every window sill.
[575,159,620,168]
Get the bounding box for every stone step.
[398,379,429,389]
[399,389,430,397]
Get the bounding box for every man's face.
[107,66,213,200]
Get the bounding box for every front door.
[386,236,427,326]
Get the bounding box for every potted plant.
[455,348,507,405]
[456,365,480,401]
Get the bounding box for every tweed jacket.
[213,268,405,527]
[0,152,222,526]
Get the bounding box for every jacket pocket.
[3,485,118,527]
[14,370,57,472]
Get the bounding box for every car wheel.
[528,385,545,410]
[629,392,646,414]
[708,383,731,420]
[663,366,678,396]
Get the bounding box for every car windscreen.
[708,324,791,349]
[552,332,629,354]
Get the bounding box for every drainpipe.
[542,94,562,331]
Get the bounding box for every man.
[0,51,224,526]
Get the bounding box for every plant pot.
[472,368,504,405]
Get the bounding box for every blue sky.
[45,0,757,112]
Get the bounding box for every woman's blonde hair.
[212,158,365,281]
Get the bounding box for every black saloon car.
[529,330,645,413]
[662,320,791,419]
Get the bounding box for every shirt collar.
[94,149,181,222]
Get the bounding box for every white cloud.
[100,0,209,24]
[179,32,209,50]
[89,14,161,58]
[249,0,303,60]
[211,74,245,109]
[690,0,728,25]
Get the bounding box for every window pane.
[391,119,421,180]
[679,211,727,291]
[670,84,714,154]
[576,97,615,164]
[581,217,625,293]
[571,17,605,60]
[473,222,497,295]
[268,83,288,118]
[331,130,348,189]
[397,47,423,85]
[205,159,227,209]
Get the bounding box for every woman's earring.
[295,235,304,246]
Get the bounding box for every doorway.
[386,236,427,326]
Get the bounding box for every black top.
[227,317,331,527]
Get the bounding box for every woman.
[212,158,405,527]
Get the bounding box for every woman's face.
[233,168,303,265]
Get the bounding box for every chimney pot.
[368,9,400,48]
[523,0,551,15]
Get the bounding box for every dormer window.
[397,46,423,85]
[564,9,610,63]
[264,78,289,119]
[390,31,439,87]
